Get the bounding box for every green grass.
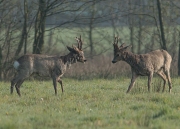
[0,77,180,129]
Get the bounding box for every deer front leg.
[58,79,63,93]
[148,72,153,92]
[126,71,138,93]
[52,77,57,95]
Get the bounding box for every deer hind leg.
[157,70,167,92]
[11,70,30,96]
[15,79,25,97]
[57,78,63,93]
[126,71,138,93]
[11,77,24,96]
[10,74,22,95]
[164,70,172,93]
[11,78,16,94]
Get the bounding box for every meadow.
[1,26,180,129]
[1,77,180,129]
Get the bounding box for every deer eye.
[116,54,120,56]
[79,56,83,59]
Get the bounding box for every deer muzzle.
[112,60,117,63]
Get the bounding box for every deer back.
[15,54,66,77]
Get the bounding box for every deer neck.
[123,51,140,66]
[61,53,77,68]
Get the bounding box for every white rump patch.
[13,61,20,70]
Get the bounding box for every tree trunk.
[0,46,2,80]
[157,0,167,50]
[138,18,142,54]
[33,0,46,54]
[178,32,180,76]
[24,0,28,54]
[130,26,134,52]
[15,0,28,56]
[178,43,180,76]
[150,29,155,51]
[137,0,144,54]
[89,22,94,58]
[128,0,135,53]
[89,0,95,58]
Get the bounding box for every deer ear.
[72,45,79,51]
[67,46,79,54]
[119,43,126,48]
[123,45,132,50]
[67,46,75,52]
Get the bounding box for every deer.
[111,37,172,93]
[11,36,86,96]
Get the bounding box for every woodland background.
[0,0,180,80]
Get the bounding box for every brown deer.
[112,37,172,93]
[11,36,86,96]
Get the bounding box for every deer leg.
[15,86,20,96]
[157,70,167,92]
[11,70,30,96]
[11,79,16,94]
[10,74,22,95]
[15,80,24,97]
[148,72,153,92]
[126,71,138,93]
[52,77,57,95]
[165,70,172,93]
[58,79,63,93]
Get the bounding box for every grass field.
[0,77,180,129]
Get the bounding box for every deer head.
[67,35,86,63]
[112,36,131,63]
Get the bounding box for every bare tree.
[128,0,135,53]
[89,0,96,58]
[15,0,28,56]
[157,0,167,50]
[178,31,180,76]
[33,0,46,54]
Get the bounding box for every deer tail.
[13,61,20,70]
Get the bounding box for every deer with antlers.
[11,36,86,96]
[112,37,172,93]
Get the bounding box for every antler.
[119,43,126,48]
[113,36,126,48]
[113,36,119,45]
[75,35,82,50]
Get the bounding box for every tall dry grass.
[65,55,178,80]
[65,55,131,79]
[4,54,178,81]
